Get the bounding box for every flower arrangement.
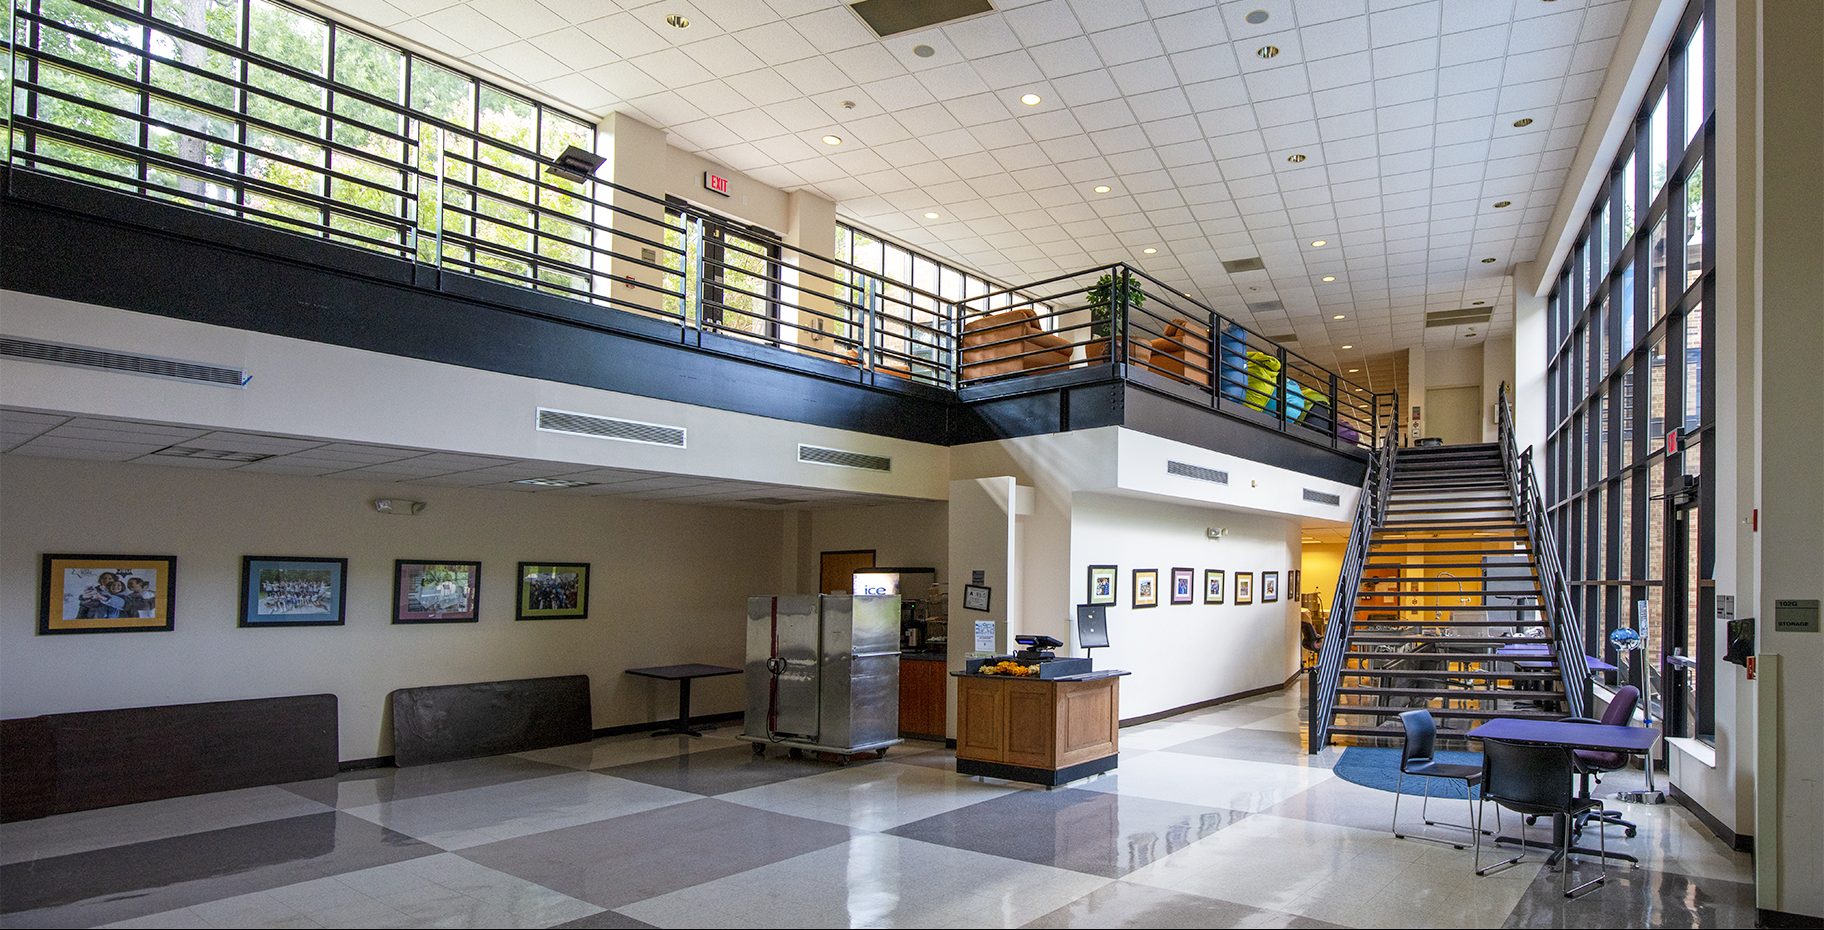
[979,660,1038,677]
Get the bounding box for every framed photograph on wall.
[963,584,993,612]
[1289,569,1300,595]
[1132,569,1158,608]
[516,562,589,621]
[1087,564,1118,606]
[240,556,346,627]
[1170,567,1195,605]
[1263,571,1280,603]
[393,560,481,623]
[38,554,176,634]
[1235,572,1254,605]
[1204,569,1225,605]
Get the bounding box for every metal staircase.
[1309,386,1589,750]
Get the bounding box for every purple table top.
[1469,717,1658,754]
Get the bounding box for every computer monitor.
[1076,605,1110,649]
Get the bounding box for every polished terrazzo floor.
[0,684,1757,928]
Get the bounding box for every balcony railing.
[4,0,1396,447]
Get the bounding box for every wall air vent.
[1221,256,1266,274]
[1,337,250,387]
[1265,332,1297,344]
[1425,308,1494,327]
[849,0,993,38]
[1167,460,1228,484]
[799,444,892,472]
[536,407,686,448]
[1303,488,1342,506]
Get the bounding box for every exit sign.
[704,171,730,196]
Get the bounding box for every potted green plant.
[1084,273,1144,360]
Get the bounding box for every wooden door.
[819,550,876,595]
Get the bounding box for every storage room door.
[819,550,875,595]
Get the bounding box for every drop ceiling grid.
[308,0,1626,366]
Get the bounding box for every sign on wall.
[703,171,730,196]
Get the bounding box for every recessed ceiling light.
[912,44,935,58]
[1257,45,1280,59]
[1245,9,1269,24]
[1286,153,1306,163]
[1142,247,1158,254]
[1093,184,1111,193]
[515,477,599,488]
[923,212,940,219]
[1493,200,1512,208]
[821,135,842,146]
[1341,344,1353,349]
[1348,368,1360,373]
[1019,93,1042,106]
[1333,314,1346,320]
[1513,117,1534,127]
[1481,257,1497,263]
[664,13,689,28]
[1321,275,1336,282]
[1310,239,1327,247]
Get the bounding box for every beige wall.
[0,456,784,761]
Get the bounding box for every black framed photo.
[393,560,481,623]
[1087,564,1118,606]
[1132,569,1158,608]
[1263,571,1280,603]
[1170,567,1195,605]
[240,556,347,627]
[1235,572,1254,605]
[517,562,589,620]
[39,554,176,634]
[1204,569,1225,605]
[963,584,993,612]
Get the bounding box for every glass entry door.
[667,199,781,342]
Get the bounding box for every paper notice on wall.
[973,620,997,654]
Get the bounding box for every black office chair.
[1475,738,1607,898]
[1393,710,1496,849]
[1300,621,1323,671]
[1565,684,1642,839]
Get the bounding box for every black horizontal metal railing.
[957,264,1397,452]
[4,0,1388,436]
[1497,382,1589,719]
[1308,422,1396,752]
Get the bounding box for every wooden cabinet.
[898,657,948,739]
[953,673,1122,786]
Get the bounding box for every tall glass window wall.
[1544,0,1713,741]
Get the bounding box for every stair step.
[1357,601,1539,609]
[1384,502,1515,510]
[1352,619,1549,627]
[1355,588,1542,596]
[1331,707,1563,720]
[1370,538,1532,546]
[1337,687,1564,700]
[1340,669,1564,679]
[1344,651,1559,662]
[1328,724,1492,740]
[1364,563,1536,570]
[1380,521,1526,530]
[1350,635,1552,644]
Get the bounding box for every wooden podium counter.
[952,670,1127,786]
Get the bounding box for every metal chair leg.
[1563,805,1608,898]
[1476,801,1527,876]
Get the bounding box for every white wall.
[0,456,784,761]
[802,500,950,593]
[1070,493,1300,720]
[1481,335,1516,443]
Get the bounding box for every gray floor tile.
[458,798,853,909]
[1501,864,1759,928]
[0,785,331,865]
[280,754,577,808]
[887,787,1246,878]
[593,745,839,796]
[1020,880,1347,928]
[343,771,697,850]
[553,911,660,929]
[0,812,436,928]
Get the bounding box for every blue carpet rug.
[1334,746,1485,798]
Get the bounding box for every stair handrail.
[1495,382,1589,718]
[1308,419,1398,752]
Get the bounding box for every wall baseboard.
[1119,672,1300,728]
[335,711,746,772]
[1668,782,1753,852]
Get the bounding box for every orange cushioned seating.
[961,308,1072,380]
[1146,317,1213,386]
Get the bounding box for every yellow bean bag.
[1244,350,1280,410]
